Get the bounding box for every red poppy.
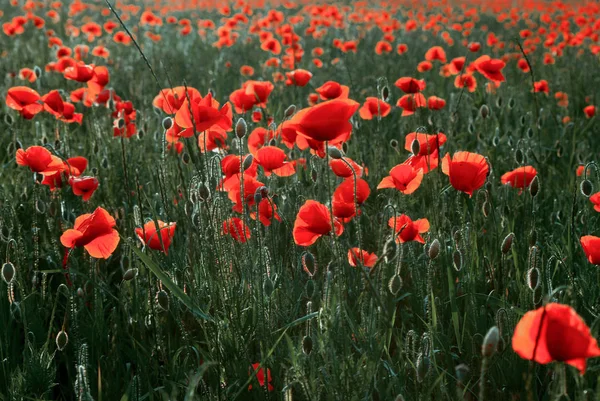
[425,46,447,63]
[447,57,466,75]
[316,81,350,100]
[442,152,489,197]
[293,200,344,246]
[584,105,596,119]
[329,157,363,178]
[394,77,426,94]
[222,173,263,213]
[261,38,281,54]
[454,74,477,92]
[396,93,426,117]
[255,146,296,177]
[18,68,37,83]
[473,55,506,82]
[286,98,359,143]
[174,92,232,134]
[16,145,63,173]
[250,198,281,226]
[332,177,370,219]
[68,176,99,201]
[248,363,273,392]
[403,150,440,174]
[6,86,44,119]
[377,164,423,195]
[359,97,391,120]
[388,214,430,244]
[348,248,378,268]
[512,303,600,374]
[501,166,537,189]
[222,217,251,243]
[427,96,446,110]
[581,236,600,265]
[375,40,393,55]
[285,69,312,86]
[41,90,64,118]
[197,126,228,153]
[468,42,481,52]
[404,132,447,156]
[533,80,549,94]
[60,207,120,259]
[517,58,530,73]
[60,102,83,124]
[590,193,600,212]
[417,61,433,72]
[63,63,95,82]
[229,80,274,113]
[135,220,176,254]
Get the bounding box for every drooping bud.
[301,251,317,277]
[123,268,138,281]
[302,335,313,355]
[581,179,593,197]
[452,250,463,271]
[34,65,42,78]
[381,85,390,102]
[410,139,420,155]
[526,267,540,291]
[162,116,173,130]
[390,139,398,149]
[327,146,343,160]
[388,274,403,295]
[156,290,169,311]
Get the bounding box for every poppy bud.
[101,157,109,169]
[162,117,173,130]
[501,233,514,254]
[123,268,138,281]
[515,148,524,164]
[416,353,430,382]
[492,135,499,147]
[468,122,474,134]
[581,179,593,197]
[77,287,84,297]
[495,96,503,108]
[182,152,190,165]
[116,118,125,129]
[381,85,390,102]
[235,118,247,138]
[526,267,540,291]
[482,326,500,357]
[529,175,539,197]
[342,142,349,154]
[1,262,15,284]
[35,199,46,214]
[156,290,169,311]
[410,139,420,155]
[394,395,406,401]
[428,239,440,260]
[311,169,318,183]
[242,154,254,171]
[529,229,537,247]
[526,127,533,139]
[537,117,543,129]
[284,104,296,118]
[452,250,463,271]
[302,335,313,355]
[520,115,526,127]
[268,138,277,146]
[41,135,48,145]
[508,98,515,109]
[34,66,42,78]
[390,139,398,149]
[388,274,403,295]
[56,330,68,351]
[253,192,262,205]
[480,104,489,119]
[198,182,210,201]
[327,146,343,160]
[305,279,315,298]
[301,251,317,277]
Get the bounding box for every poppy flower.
[533,80,550,94]
[397,43,408,54]
[555,92,569,108]
[396,94,426,117]
[427,96,446,110]
[512,303,600,374]
[286,98,359,143]
[473,55,506,82]
[16,145,63,173]
[63,63,95,82]
[329,157,363,178]
[250,198,281,226]
[285,69,312,86]
[590,193,600,212]
[41,90,64,118]
[394,77,426,94]
[447,57,466,74]
[261,38,281,54]
[222,173,263,213]
[403,150,440,174]
[135,220,176,254]
[375,40,393,54]
[293,200,344,246]
[255,146,296,177]
[425,46,447,63]
[359,97,391,120]
[18,68,37,83]
[581,236,600,265]
[417,61,433,72]
[468,42,481,52]
[197,126,228,153]
[517,58,530,73]
[174,92,232,134]
[248,363,273,392]
[454,74,477,92]
[222,217,251,243]
[68,176,99,201]
[348,248,378,268]
[229,80,274,113]
[332,177,371,220]
[377,164,423,195]
[6,86,44,119]
[316,81,350,100]
[442,152,489,197]
[501,166,537,189]
[388,214,430,244]
[584,105,596,119]
[60,207,120,259]
[60,102,83,124]
[405,132,447,156]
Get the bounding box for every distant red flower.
[18,68,37,83]
[404,132,447,156]
[60,207,120,259]
[512,303,600,374]
[468,42,481,52]
[174,92,232,134]
[285,69,312,86]
[447,57,466,75]
[584,105,596,119]
[377,164,423,195]
[581,236,600,265]
[396,93,426,116]
[427,96,446,110]
[388,214,430,244]
[6,86,44,119]
[359,97,391,120]
[316,81,350,100]
[501,166,537,189]
[533,80,549,94]
[442,151,489,197]
[375,40,393,55]
[68,176,99,201]
[222,217,251,243]
[473,55,506,82]
[63,63,95,82]
[248,363,273,392]
[517,58,530,73]
[348,248,378,268]
[417,61,433,72]
[293,200,344,246]
[229,80,274,113]
[590,193,600,212]
[394,77,426,94]
[454,74,477,92]
[425,46,447,63]
[286,98,359,143]
[135,220,176,254]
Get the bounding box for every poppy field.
[2,0,600,399]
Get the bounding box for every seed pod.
[235,118,247,138]
[242,154,254,171]
[284,104,296,118]
[529,175,540,197]
[480,104,489,119]
[581,180,593,197]
[123,268,138,281]
[482,326,500,357]
[501,233,514,254]
[482,201,491,217]
[1,262,15,284]
[452,250,463,271]
[410,139,420,155]
[301,251,317,277]
[327,146,343,160]
[162,117,173,130]
[390,139,398,149]
[388,274,403,295]
[302,335,313,355]
[428,239,440,260]
[526,267,540,291]
[156,290,169,311]
[56,330,68,351]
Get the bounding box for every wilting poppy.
[378,164,423,195]
[388,214,430,244]
[248,363,273,391]
[293,200,344,246]
[394,77,426,94]
[359,97,391,120]
[332,177,370,219]
[16,145,63,173]
[135,220,176,254]
[285,69,312,86]
[473,55,506,82]
[581,236,600,265]
[348,248,378,268]
[501,166,537,189]
[60,207,120,259]
[68,176,99,201]
[442,152,489,197]
[6,86,44,119]
[512,303,600,374]
[405,132,447,156]
[286,98,359,143]
[316,81,350,100]
[222,217,251,243]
